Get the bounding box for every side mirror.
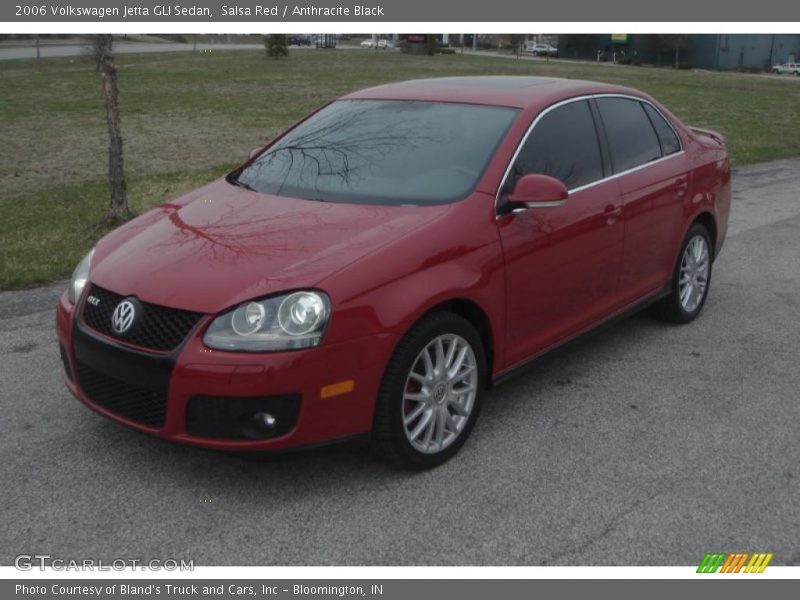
[507,174,568,207]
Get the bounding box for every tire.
[371,312,487,468]
[651,223,713,324]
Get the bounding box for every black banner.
[4,0,800,22]
[5,580,800,600]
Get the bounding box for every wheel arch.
[691,211,718,258]
[404,297,496,389]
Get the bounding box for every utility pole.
[768,34,776,66]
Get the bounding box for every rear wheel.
[652,223,713,323]
[371,312,486,468]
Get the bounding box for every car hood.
[90,179,452,314]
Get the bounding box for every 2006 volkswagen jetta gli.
[56,77,731,467]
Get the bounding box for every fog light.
[255,412,276,429]
[239,411,277,439]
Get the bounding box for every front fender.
[320,193,507,374]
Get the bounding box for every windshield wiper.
[228,175,256,192]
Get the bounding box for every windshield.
[231,99,519,205]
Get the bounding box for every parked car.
[287,35,311,47]
[360,38,393,49]
[771,62,800,75]
[57,77,731,467]
[526,42,558,57]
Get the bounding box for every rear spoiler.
[688,126,726,147]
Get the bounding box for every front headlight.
[203,291,331,352]
[67,248,95,304]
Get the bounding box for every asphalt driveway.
[1,159,799,566]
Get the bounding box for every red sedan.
[56,77,731,467]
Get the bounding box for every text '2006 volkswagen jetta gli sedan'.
[56,77,731,467]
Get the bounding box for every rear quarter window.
[642,103,681,156]
[596,97,663,173]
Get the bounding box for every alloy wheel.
[401,334,478,454]
[679,234,710,313]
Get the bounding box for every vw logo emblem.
[432,382,447,404]
[111,300,136,334]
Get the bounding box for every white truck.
[771,62,800,75]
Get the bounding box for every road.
[0,42,272,61]
[1,159,799,566]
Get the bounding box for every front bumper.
[56,291,397,451]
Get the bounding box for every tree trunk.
[97,35,130,225]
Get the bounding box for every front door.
[497,99,624,369]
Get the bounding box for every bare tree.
[95,35,131,225]
[655,34,690,68]
[264,34,289,58]
[510,35,525,59]
[425,35,437,56]
[90,36,104,71]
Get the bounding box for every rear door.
[595,96,689,304]
[497,99,624,368]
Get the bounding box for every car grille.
[76,360,167,428]
[82,284,203,352]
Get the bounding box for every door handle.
[674,177,689,197]
[603,204,622,224]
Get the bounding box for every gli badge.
[111,299,137,334]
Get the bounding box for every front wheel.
[371,312,486,468]
[651,223,713,323]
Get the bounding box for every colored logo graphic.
[697,552,773,573]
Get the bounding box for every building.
[558,34,800,70]
[692,35,799,70]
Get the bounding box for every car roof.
[341,76,646,110]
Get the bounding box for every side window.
[643,103,681,156]
[596,97,662,173]
[513,100,603,190]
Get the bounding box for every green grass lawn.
[1,48,799,289]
